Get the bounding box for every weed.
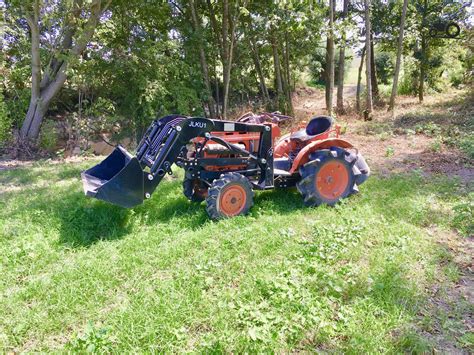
[429,138,443,153]
[415,122,442,137]
[66,322,113,353]
[459,136,474,160]
[452,193,474,237]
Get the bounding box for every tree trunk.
[20,0,41,140]
[214,63,220,117]
[326,0,335,116]
[189,0,216,118]
[418,0,428,103]
[388,0,408,112]
[250,39,270,103]
[20,0,109,141]
[336,0,349,114]
[213,0,238,119]
[271,33,284,111]
[221,0,229,118]
[370,34,379,101]
[356,46,366,112]
[283,31,294,115]
[419,34,427,102]
[364,0,373,114]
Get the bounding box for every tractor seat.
[290,116,333,143]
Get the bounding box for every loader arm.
[82,116,215,208]
[138,116,216,197]
[82,115,275,208]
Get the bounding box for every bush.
[375,52,394,85]
[309,48,352,86]
[0,88,12,145]
[398,62,419,96]
[39,120,59,152]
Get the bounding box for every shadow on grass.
[132,179,211,229]
[2,164,463,249]
[56,191,132,247]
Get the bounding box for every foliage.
[309,48,352,86]
[38,120,59,152]
[375,51,394,85]
[0,88,12,145]
[0,0,471,147]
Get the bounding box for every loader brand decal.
[189,121,207,128]
[224,123,235,132]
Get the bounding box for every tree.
[18,0,111,142]
[388,0,408,112]
[356,46,366,113]
[189,0,216,118]
[364,0,373,114]
[326,0,335,116]
[369,33,379,101]
[336,0,349,114]
[207,0,242,119]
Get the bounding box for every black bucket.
[81,146,145,208]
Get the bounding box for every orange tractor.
[82,113,369,219]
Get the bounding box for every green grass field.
[0,160,472,352]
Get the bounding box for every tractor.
[81,113,369,219]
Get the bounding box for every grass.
[0,160,472,352]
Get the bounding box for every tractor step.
[273,168,292,177]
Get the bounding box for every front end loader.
[82,114,369,219]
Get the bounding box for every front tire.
[297,149,358,206]
[183,179,208,202]
[206,172,254,219]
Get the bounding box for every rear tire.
[297,148,358,206]
[206,172,254,219]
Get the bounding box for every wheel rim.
[219,184,247,216]
[315,160,350,200]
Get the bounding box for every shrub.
[375,52,394,85]
[39,120,59,152]
[398,71,418,96]
[0,88,12,145]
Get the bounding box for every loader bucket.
[81,146,145,208]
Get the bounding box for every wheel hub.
[219,184,247,216]
[316,160,350,200]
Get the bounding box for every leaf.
[248,327,258,341]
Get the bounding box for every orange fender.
[289,138,354,174]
